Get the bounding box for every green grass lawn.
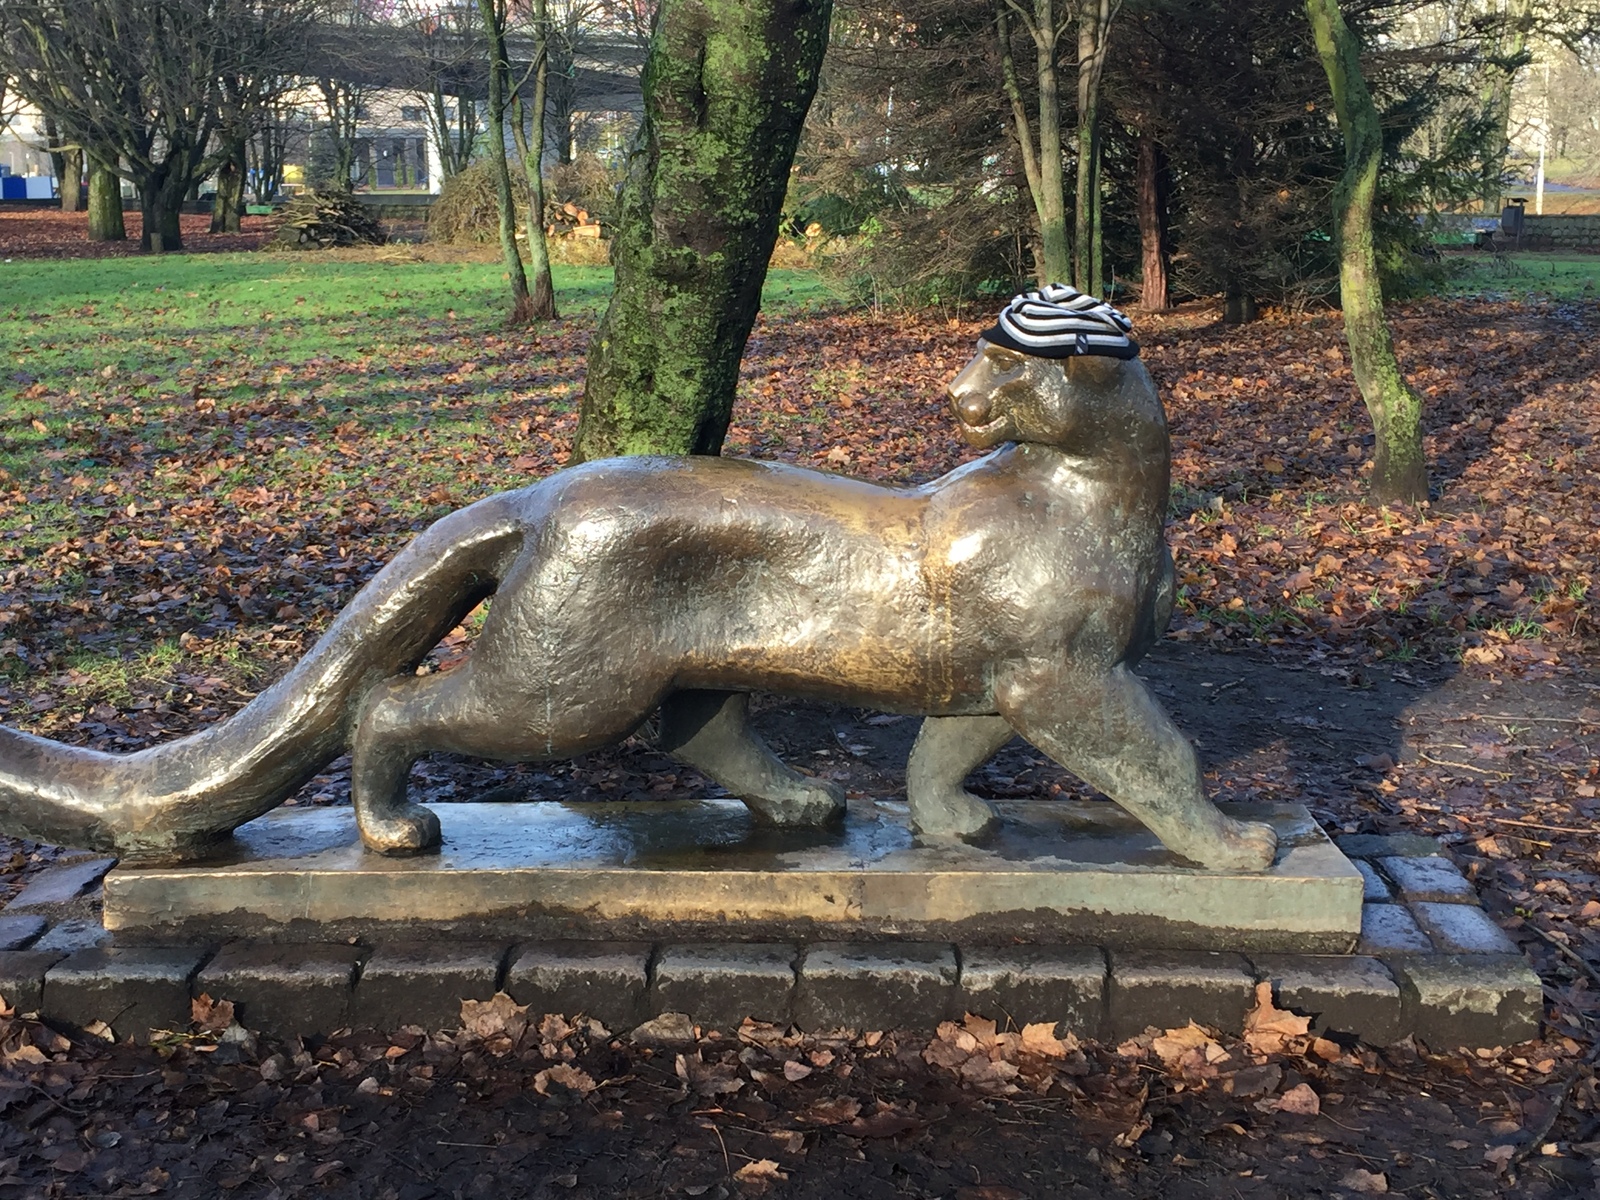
[1444,250,1600,302]
[0,254,832,488]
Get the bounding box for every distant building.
[0,102,60,198]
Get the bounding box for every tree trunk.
[210,139,247,234]
[573,0,832,462]
[1136,135,1169,310]
[139,164,187,253]
[1074,0,1114,297]
[86,163,125,242]
[996,2,1070,285]
[511,0,558,321]
[42,114,67,205]
[1479,0,1533,212]
[1305,0,1428,505]
[477,0,534,323]
[58,147,83,213]
[1223,276,1257,324]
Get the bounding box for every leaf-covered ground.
[0,989,1587,1198]
[0,207,276,260]
[1,237,1598,1195]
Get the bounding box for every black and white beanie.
[982,283,1140,360]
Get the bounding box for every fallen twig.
[1508,1067,1587,1182]
[1418,753,1513,778]
[1481,816,1598,836]
[1524,922,1600,991]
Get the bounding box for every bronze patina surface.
[0,332,1277,871]
[103,799,1358,952]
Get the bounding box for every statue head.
[948,285,1145,449]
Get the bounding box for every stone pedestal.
[103,798,1362,954]
[2,805,1545,1046]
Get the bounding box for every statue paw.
[910,790,997,840]
[360,804,443,856]
[1190,817,1277,872]
[742,777,846,826]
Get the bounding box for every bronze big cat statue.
[0,287,1278,873]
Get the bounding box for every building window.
[400,105,424,123]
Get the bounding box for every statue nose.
[956,393,992,425]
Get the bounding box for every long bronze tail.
[0,494,526,862]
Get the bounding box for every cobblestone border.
[0,837,1542,1048]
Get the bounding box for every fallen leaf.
[845,1108,928,1138]
[675,1052,743,1097]
[734,1159,788,1183]
[191,993,235,1035]
[533,1063,597,1096]
[1276,1082,1321,1115]
[1310,1036,1344,1061]
[459,992,529,1046]
[796,1096,862,1125]
[1338,1168,1388,1193]
[1152,1023,1219,1066]
[1484,1144,1517,1169]
[1242,981,1310,1055]
[1019,1021,1074,1059]
[4,1044,47,1066]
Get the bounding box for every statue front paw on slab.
[0,286,1277,874]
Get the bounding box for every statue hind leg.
[349,661,665,854]
[997,663,1277,871]
[658,690,844,825]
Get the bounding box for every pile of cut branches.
[268,189,385,250]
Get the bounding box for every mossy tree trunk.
[1305,0,1428,505]
[510,0,557,321]
[86,161,124,242]
[996,0,1071,285]
[476,0,535,324]
[572,0,832,461]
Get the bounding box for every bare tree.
[213,5,322,232]
[39,111,83,211]
[997,0,1072,284]
[1073,0,1118,295]
[2,0,317,251]
[398,0,481,180]
[477,0,539,321]
[248,88,301,204]
[510,0,557,318]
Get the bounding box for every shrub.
[427,161,527,245]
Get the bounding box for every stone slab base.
[103,799,1361,953]
[0,826,1543,1049]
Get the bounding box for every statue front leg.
[905,715,1013,837]
[659,690,844,826]
[998,663,1277,871]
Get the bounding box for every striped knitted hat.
[982,284,1140,360]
